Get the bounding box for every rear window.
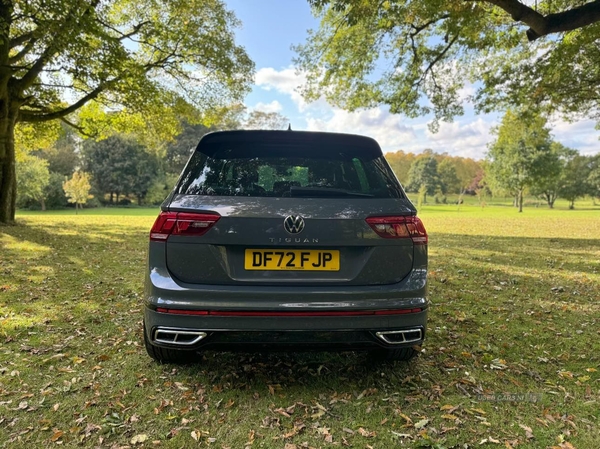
[176,144,404,198]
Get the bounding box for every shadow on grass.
[0,219,148,333]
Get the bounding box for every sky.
[224,0,599,160]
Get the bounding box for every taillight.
[366,216,428,245]
[150,211,220,241]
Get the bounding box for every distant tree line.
[385,111,600,210]
[386,150,482,204]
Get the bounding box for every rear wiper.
[289,186,374,197]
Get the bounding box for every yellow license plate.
[244,249,340,271]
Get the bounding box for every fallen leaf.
[519,424,534,439]
[441,414,458,420]
[275,408,291,418]
[391,431,412,439]
[535,417,549,427]
[50,430,64,442]
[398,413,412,425]
[357,427,376,437]
[130,434,148,445]
[440,404,459,412]
[414,418,429,430]
[311,410,325,419]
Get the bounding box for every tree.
[0,0,254,223]
[559,155,593,209]
[530,142,577,208]
[131,149,160,206]
[437,158,461,195]
[442,156,482,193]
[406,152,440,202]
[63,171,93,211]
[589,154,600,201]
[165,122,211,177]
[296,1,600,131]
[45,172,69,210]
[83,135,156,203]
[385,150,416,185]
[243,111,289,130]
[36,126,81,177]
[15,155,50,210]
[486,111,554,212]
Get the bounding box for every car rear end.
[143,130,428,362]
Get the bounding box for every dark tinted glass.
[177,144,404,198]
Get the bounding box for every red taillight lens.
[150,211,220,241]
[366,215,428,245]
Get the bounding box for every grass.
[1,205,599,448]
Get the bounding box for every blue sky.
[224,0,599,159]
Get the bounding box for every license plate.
[244,249,340,271]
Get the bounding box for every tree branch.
[8,37,38,64]
[59,117,95,137]
[19,79,116,122]
[410,14,450,37]
[10,31,35,48]
[411,34,459,89]
[95,18,150,42]
[14,1,101,91]
[482,0,600,41]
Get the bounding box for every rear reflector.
[156,307,423,316]
[366,215,428,245]
[150,211,220,241]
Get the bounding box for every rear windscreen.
[176,145,405,198]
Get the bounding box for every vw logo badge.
[283,215,305,234]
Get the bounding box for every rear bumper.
[144,265,428,351]
[144,321,426,352]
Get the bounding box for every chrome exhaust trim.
[375,328,423,345]
[154,327,207,346]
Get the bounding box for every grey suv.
[143,130,428,363]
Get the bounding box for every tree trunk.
[110,192,114,203]
[40,197,46,211]
[518,189,524,213]
[569,200,575,210]
[0,110,18,224]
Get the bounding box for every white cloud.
[255,67,310,110]
[252,100,283,113]
[457,83,476,102]
[550,117,599,156]
[255,67,299,93]
[422,118,496,159]
[305,108,417,151]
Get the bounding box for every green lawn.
[1,206,599,448]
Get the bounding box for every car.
[143,130,428,363]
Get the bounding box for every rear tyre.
[143,321,198,364]
[371,347,418,362]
